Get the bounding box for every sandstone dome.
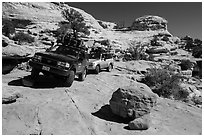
[131,15,168,31]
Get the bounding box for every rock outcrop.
[97,20,117,30]
[2,35,35,74]
[70,7,104,37]
[131,15,168,31]
[2,35,34,57]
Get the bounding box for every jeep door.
[100,54,108,68]
[106,54,113,66]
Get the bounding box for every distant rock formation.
[131,15,168,31]
[97,20,117,30]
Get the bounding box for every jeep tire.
[107,64,113,72]
[78,68,87,81]
[64,70,75,87]
[30,68,39,79]
[95,65,100,74]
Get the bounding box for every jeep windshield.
[50,45,78,58]
[89,52,101,59]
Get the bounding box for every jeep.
[87,52,114,74]
[29,44,88,87]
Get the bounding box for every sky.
[67,2,202,39]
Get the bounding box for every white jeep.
[88,52,114,74]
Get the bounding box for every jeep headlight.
[93,62,97,65]
[90,62,96,66]
[57,61,70,68]
[33,54,42,62]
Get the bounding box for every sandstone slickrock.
[3,2,104,39]
[109,82,158,119]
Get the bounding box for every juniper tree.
[61,8,90,37]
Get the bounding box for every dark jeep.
[29,44,88,87]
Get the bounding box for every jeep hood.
[35,52,77,63]
[88,59,99,63]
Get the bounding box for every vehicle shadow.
[8,75,75,89]
[91,104,132,124]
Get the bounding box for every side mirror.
[79,53,85,60]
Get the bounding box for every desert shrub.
[192,39,202,58]
[54,22,71,37]
[11,18,33,29]
[150,36,159,46]
[142,67,188,99]
[182,36,193,51]
[191,96,202,105]
[13,32,35,43]
[181,36,202,58]
[173,87,189,101]
[192,46,202,58]
[2,19,15,37]
[161,35,169,41]
[124,46,141,61]
[179,59,194,70]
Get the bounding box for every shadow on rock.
[8,75,70,89]
[91,104,132,124]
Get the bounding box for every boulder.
[128,114,151,130]
[109,82,158,119]
[131,15,168,31]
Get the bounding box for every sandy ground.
[2,63,202,135]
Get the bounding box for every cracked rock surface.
[2,63,202,135]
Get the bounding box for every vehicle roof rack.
[65,45,87,51]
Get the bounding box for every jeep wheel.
[95,65,100,74]
[64,70,75,87]
[30,68,39,79]
[107,64,113,72]
[78,68,87,81]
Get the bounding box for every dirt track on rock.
[2,64,202,135]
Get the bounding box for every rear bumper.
[29,61,70,77]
